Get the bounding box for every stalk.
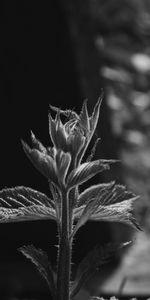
[56,187,72,300]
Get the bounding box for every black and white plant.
[0,97,140,300]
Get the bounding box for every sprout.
[0,97,141,300]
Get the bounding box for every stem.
[56,187,72,300]
[69,188,77,234]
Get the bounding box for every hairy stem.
[56,187,72,300]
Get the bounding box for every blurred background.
[1,0,150,299]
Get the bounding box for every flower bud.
[67,132,85,163]
[22,141,58,184]
[55,149,71,185]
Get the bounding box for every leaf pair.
[0,180,140,233]
[0,98,141,300]
[0,159,111,223]
[19,241,132,299]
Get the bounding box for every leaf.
[101,184,137,206]
[0,186,53,208]
[79,99,90,133]
[49,182,61,222]
[22,141,57,183]
[73,205,85,221]
[0,186,56,223]
[77,97,102,164]
[71,203,95,238]
[72,191,109,238]
[72,183,141,233]
[19,245,56,299]
[0,205,56,223]
[71,242,131,298]
[77,182,135,207]
[90,197,141,230]
[78,181,115,206]
[48,113,58,148]
[72,182,116,237]
[86,138,101,162]
[30,131,47,153]
[67,160,110,189]
[89,95,103,135]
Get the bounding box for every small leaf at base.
[19,245,56,299]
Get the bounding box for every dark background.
[0,0,81,258]
[0,1,115,297]
[0,0,132,296]
[0,0,148,298]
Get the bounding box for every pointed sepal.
[48,113,58,148]
[79,99,90,133]
[86,138,101,162]
[89,95,103,137]
[77,96,103,164]
[30,131,47,153]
